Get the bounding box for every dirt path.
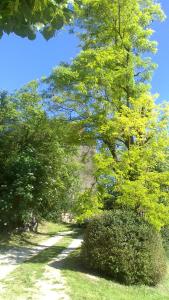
[35,237,82,300]
[0,231,73,281]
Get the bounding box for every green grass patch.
[0,221,72,248]
[0,231,77,300]
[61,250,169,300]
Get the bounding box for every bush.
[161,226,169,252]
[81,208,166,286]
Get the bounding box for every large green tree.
[0,82,79,230]
[44,0,169,229]
[0,0,74,39]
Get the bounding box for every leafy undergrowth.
[0,221,73,248]
[61,250,169,300]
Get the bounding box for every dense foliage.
[81,209,167,286]
[161,226,169,253]
[0,82,79,230]
[0,0,74,39]
[45,0,169,229]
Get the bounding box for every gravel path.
[0,231,73,281]
[35,237,83,300]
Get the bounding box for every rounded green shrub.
[161,225,169,252]
[81,208,166,286]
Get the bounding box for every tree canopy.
[44,0,169,229]
[0,82,80,230]
[0,0,74,39]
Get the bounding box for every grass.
[61,250,169,300]
[2,222,169,300]
[0,221,72,248]
[0,230,79,300]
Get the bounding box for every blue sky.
[0,29,79,92]
[0,0,169,102]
